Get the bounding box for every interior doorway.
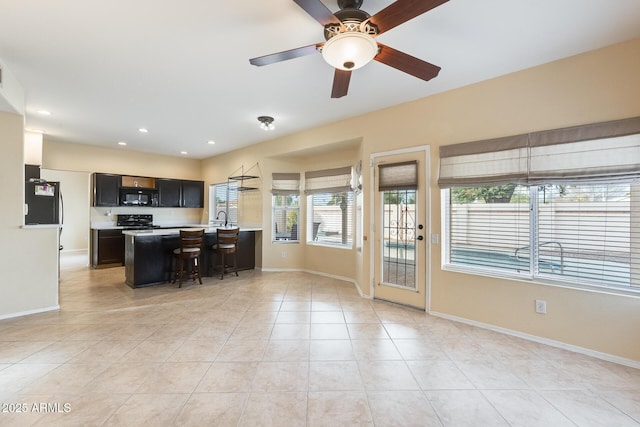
[41,169,90,264]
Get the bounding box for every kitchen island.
[122,226,261,288]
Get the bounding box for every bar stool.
[172,229,204,287]
[212,227,239,280]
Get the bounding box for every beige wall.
[201,37,640,361]
[43,139,208,225]
[22,37,640,361]
[0,111,59,318]
[43,139,203,180]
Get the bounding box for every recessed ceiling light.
[207,140,215,145]
[118,141,127,146]
[180,151,188,155]
[37,110,51,116]
[138,128,149,133]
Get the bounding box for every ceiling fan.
[249,0,448,98]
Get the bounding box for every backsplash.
[91,206,205,227]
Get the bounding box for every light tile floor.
[0,252,639,426]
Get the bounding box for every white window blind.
[438,134,529,187]
[272,172,301,242]
[448,185,531,274]
[304,166,353,194]
[378,161,418,191]
[272,172,300,195]
[307,192,353,247]
[536,183,638,288]
[273,194,300,242]
[442,116,640,293]
[210,181,238,224]
[439,116,640,187]
[529,134,640,184]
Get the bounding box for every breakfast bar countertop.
[121,225,262,236]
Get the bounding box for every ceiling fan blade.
[293,0,341,26]
[331,69,352,98]
[374,43,441,81]
[249,44,321,66]
[371,0,449,36]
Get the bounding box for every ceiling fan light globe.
[322,32,377,71]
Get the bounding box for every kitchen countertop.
[122,226,262,236]
[92,222,261,231]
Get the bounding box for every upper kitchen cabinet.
[157,178,182,207]
[93,173,121,206]
[91,173,204,208]
[181,180,204,208]
[158,178,204,208]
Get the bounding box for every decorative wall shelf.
[228,163,261,191]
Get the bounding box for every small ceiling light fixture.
[37,109,52,116]
[180,151,188,155]
[258,116,275,131]
[117,141,127,146]
[207,140,216,145]
[138,128,149,133]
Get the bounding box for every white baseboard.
[60,248,88,255]
[430,311,640,370]
[0,305,60,321]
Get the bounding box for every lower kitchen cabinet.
[91,229,124,268]
[124,230,256,287]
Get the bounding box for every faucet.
[216,210,228,226]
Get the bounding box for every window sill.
[272,239,299,244]
[306,241,353,250]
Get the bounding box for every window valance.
[438,116,640,188]
[271,172,300,195]
[304,166,353,194]
[378,161,418,191]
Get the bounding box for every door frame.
[369,145,432,311]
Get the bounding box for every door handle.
[417,235,424,241]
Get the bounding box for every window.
[209,181,238,224]
[379,161,419,289]
[307,192,353,247]
[305,167,354,248]
[444,183,638,291]
[273,194,300,241]
[272,172,301,242]
[447,185,530,274]
[440,116,640,294]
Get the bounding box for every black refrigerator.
[25,180,62,225]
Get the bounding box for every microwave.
[119,188,158,206]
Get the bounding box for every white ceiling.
[1,0,639,159]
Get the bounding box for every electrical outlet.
[431,234,439,244]
[535,299,547,314]
[281,251,286,258]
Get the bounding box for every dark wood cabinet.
[93,173,121,207]
[158,178,204,208]
[92,173,204,208]
[181,180,204,208]
[157,178,182,207]
[125,230,256,288]
[91,229,124,268]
